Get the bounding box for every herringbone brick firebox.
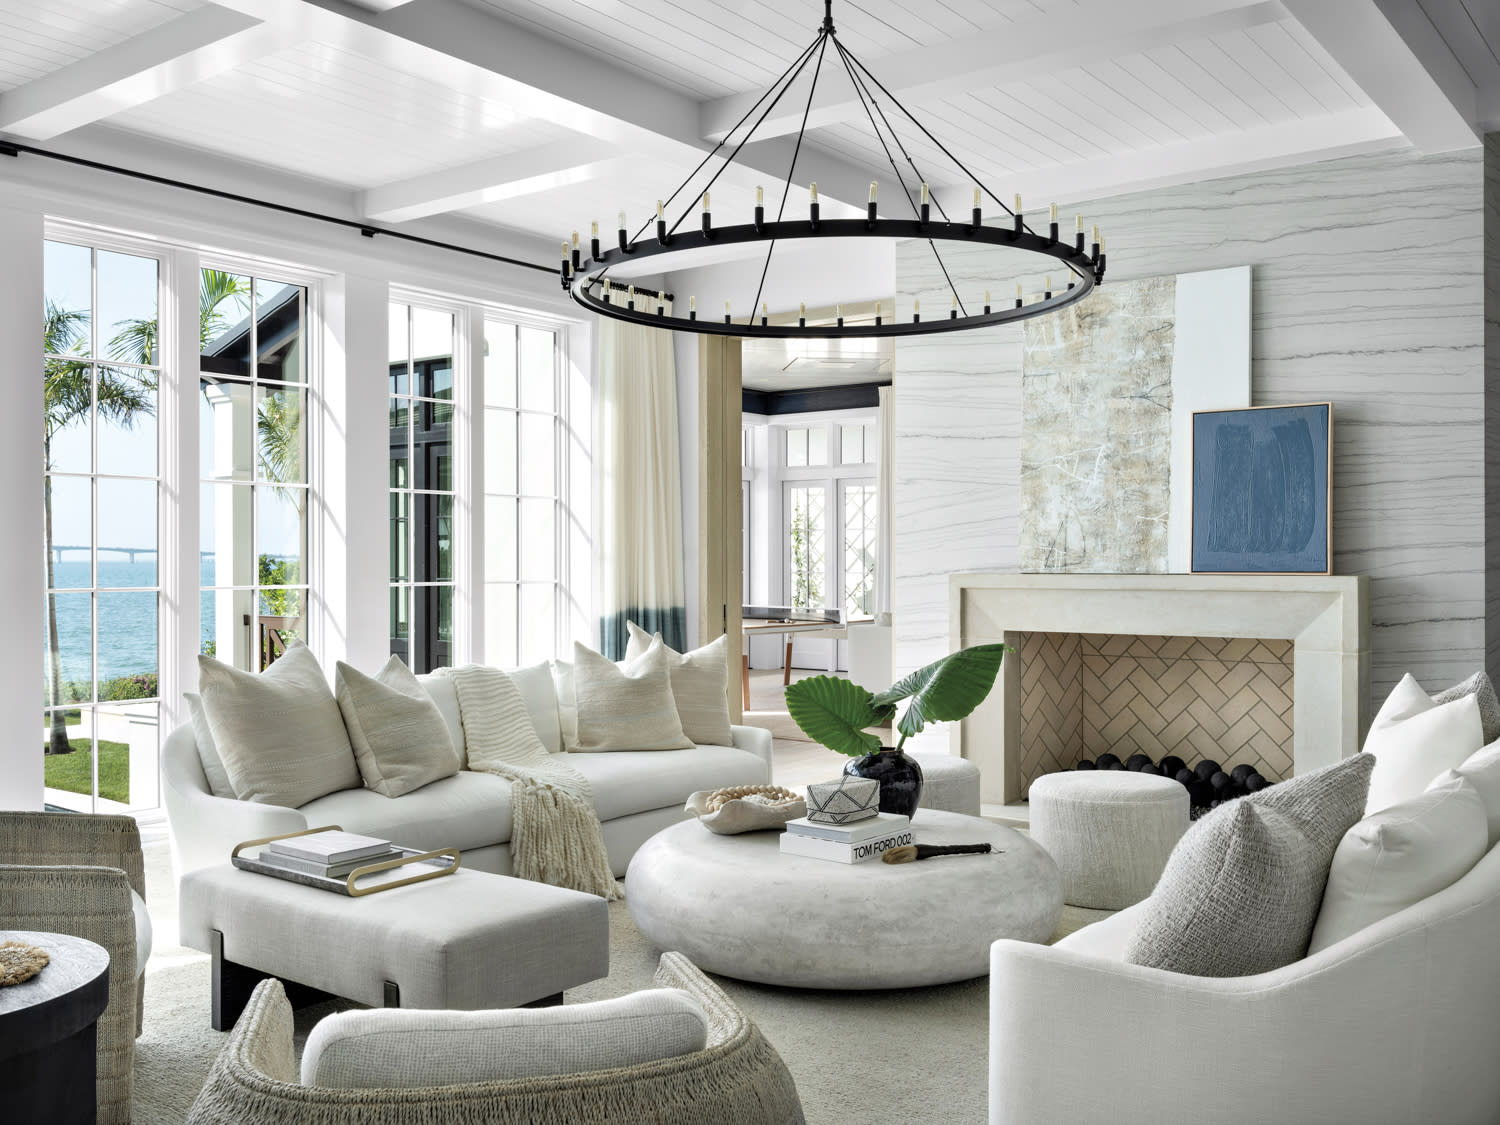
[1017,632,1295,799]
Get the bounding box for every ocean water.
[46,559,215,684]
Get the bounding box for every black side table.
[0,930,110,1125]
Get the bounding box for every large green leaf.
[873,643,1011,740]
[784,675,894,757]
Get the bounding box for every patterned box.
[805,775,880,824]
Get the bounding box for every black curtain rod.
[0,139,676,302]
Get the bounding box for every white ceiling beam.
[361,143,626,223]
[0,5,299,140]
[1283,0,1479,152]
[936,105,1403,213]
[700,0,1287,143]
[206,0,884,210]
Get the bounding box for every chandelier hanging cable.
[560,0,1108,339]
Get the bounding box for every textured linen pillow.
[1124,753,1374,977]
[301,987,708,1089]
[336,656,460,798]
[184,692,235,799]
[624,622,734,747]
[1363,674,1484,814]
[570,641,694,752]
[1307,773,1488,955]
[1433,671,1500,744]
[1447,740,1500,847]
[197,642,361,808]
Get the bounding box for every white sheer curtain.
[596,300,687,658]
[877,384,894,619]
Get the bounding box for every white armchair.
[989,842,1500,1124]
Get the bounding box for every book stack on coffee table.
[779,812,914,864]
[257,830,398,879]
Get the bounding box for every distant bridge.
[51,546,217,564]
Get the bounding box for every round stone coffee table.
[625,809,1062,988]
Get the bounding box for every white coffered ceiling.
[0,0,1493,266]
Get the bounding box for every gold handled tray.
[231,825,461,897]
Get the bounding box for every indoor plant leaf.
[784,675,894,757]
[872,643,1011,741]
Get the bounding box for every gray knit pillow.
[1124,754,1374,977]
[1434,671,1500,744]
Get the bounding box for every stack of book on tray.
[258,830,398,879]
[779,812,914,864]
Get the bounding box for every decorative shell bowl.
[686,785,807,835]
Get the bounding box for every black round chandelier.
[561,0,1109,339]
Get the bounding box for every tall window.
[483,318,575,667]
[42,240,162,811]
[778,418,878,618]
[200,271,310,671]
[389,302,457,673]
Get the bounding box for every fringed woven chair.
[0,812,151,1125]
[187,951,805,1125]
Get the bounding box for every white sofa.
[988,838,1500,1125]
[165,667,773,880]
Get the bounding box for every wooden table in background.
[741,618,869,711]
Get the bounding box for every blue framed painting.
[1192,403,1332,574]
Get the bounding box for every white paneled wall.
[894,146,1487,750]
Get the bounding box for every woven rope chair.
[187,951,805,1125]
[0,812,147,1125]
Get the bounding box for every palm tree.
[43,301,155,755]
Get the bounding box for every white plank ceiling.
[0,0,203,93]
[107,38,581,189]
[0,0,1489,255]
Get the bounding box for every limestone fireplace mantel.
[949,573,1371,808]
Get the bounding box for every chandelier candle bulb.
[762,302,769,326]
[870,181,878,203]
[1076,214,1086,253]
[950,294,958,319]
[1045,276,1052,298]
[868,181,878,225]
[1013,193,1024,235]
[810,182,818,203]
[913,297,920,322]
[628,285,636,310]
[984,289,991,314]
[724,299,731,324]
[618,210,629,252]
[799,301,807,327]
[571,230,581,268]
[590,220,601,260]
[702,192,713,234]
[603,278,612,303]
[689,295,696,320]
[920,181,930,223]
[1048,202,1059,243]
[755,185,765,231]
[972,185,982,227]
[876,301,883,326]
[810,181,821,226]
[1016,281,1024,308]
[836,303,844,327]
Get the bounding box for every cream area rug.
[133,897,1107,1124]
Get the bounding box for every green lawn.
[43,739,130,803]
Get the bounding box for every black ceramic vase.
[845,747,924,818]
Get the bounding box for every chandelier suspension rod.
[748,29,831,326]
[831,34,968,316]
[840,41,1085,278]
[593,31,824,296]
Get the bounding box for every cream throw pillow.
[570,641,693,752]
[1362,674,1484,814]
[301,988,708,1089]
[185,692,235,799]
[1447,740,1500,847]
[197,641,361,808]
[336,656,460,798]
[1308,773,1488,954]
[624,622,734,747]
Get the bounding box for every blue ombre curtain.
[596,300,688,659]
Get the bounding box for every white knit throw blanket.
[438,664,620,901]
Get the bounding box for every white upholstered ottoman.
[1027,771,1190,909]
[911,752,982,816]
[179,866,609,1030]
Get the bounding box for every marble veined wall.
[895,147,1485,750]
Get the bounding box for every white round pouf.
[625,810,1061,989]
[1027,771,1190,910]
[910,752,982,816]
